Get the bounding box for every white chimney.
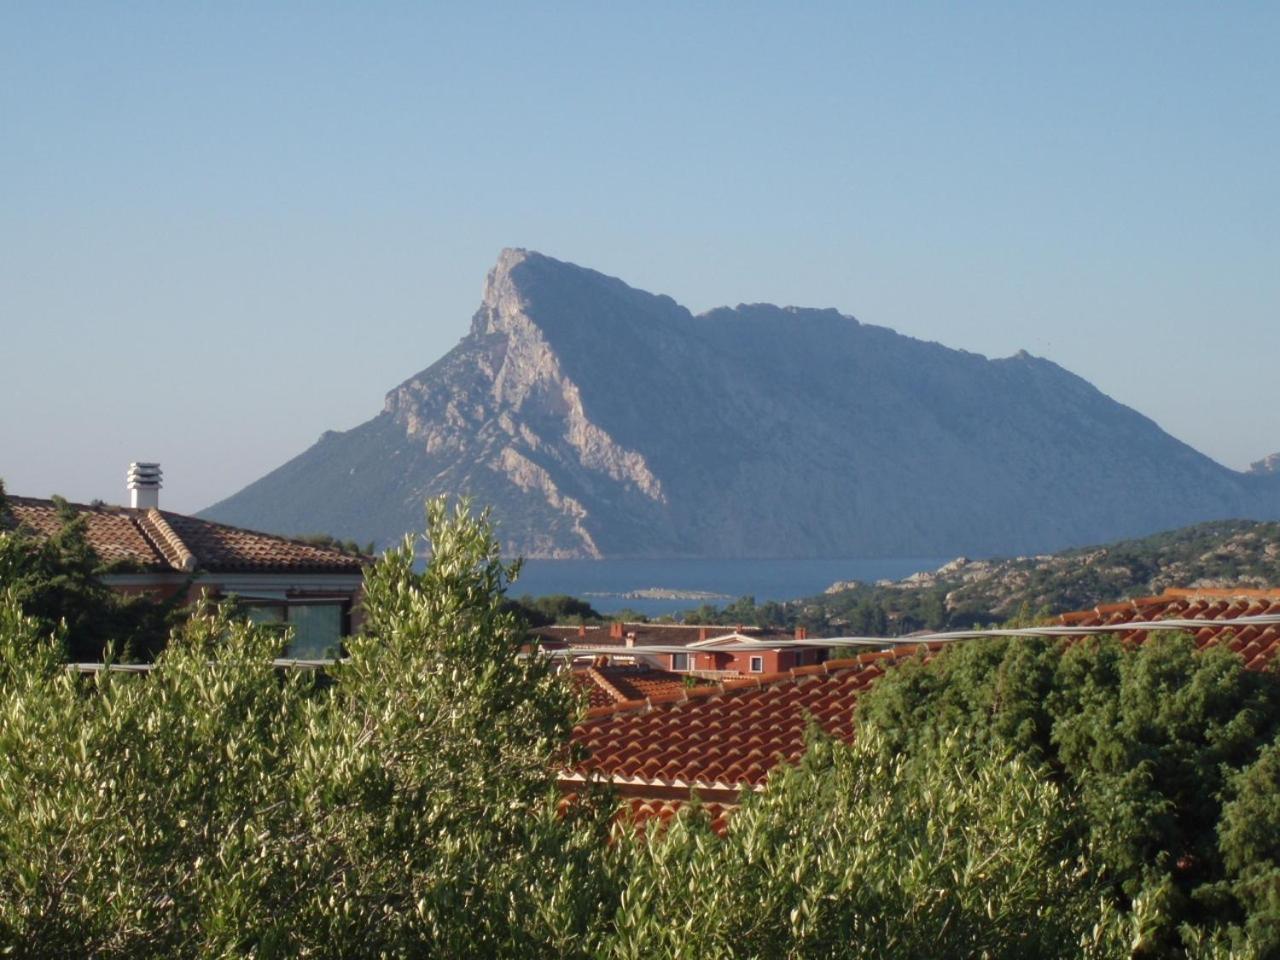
[127,462,162,510]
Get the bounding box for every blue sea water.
[508,557,949,618]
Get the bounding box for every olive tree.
[0,498,609,958]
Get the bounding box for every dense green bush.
[0,499,607,957]
[858,633,1280,955]
[602,729,1137,960]
[1219,738,1280,951]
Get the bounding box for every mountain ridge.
[202,249,1279,558]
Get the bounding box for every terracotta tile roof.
[5,497,161,567]
[571,668,621,709]
[570,666,712,709]
[621,797,733,834]
[566,646,933,804]
[608,668,708,702]
[1055,587,1280,672]
[569,587,1280,831]
[4,496,367,575]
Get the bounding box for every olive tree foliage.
[857,633,1280,957]
[1217,736,1280,954]
[301,498,613,956]
[601,729,1144,960]
[0,498,611,958]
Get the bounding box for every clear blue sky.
[2,2,1277,513]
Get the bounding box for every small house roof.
[4,496,368,576]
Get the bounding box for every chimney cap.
[127,462,162,509]
[127,462,162,485]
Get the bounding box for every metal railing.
[63,612,1280,673]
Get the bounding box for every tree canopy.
[0,498,605,956]
[505,592,604,628]
[857,632,1280,956]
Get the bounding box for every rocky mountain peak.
[202,250,1280,558]
[473,247,654,338]
[472,247,534,337]
[1250,453,1280,476]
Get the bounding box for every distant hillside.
[203,248,1280,558]
[805,519,1280,633]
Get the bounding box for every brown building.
[532,621,826,676]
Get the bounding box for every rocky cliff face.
[201,249,1280,558]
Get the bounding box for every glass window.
[750,656,764,673]
[243,603,286,626]
[286,604,344,660]
[672,652,690,671]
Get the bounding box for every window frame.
[237,595,352,658]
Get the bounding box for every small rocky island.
[585,587,731,602]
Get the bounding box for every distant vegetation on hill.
[504,593,603,628]
[678,520,1280,635]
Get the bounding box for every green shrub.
[602,728,1133,960]
[0,499,611,958]
[857,633,1280,954]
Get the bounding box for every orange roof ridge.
[580,682,716,720]
[1161,587,1280,600]
[584,667,629,704]
[791,663,828,677]
[1093,600,1135,616]
[140,508,197,573]
[680,683,725,703]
